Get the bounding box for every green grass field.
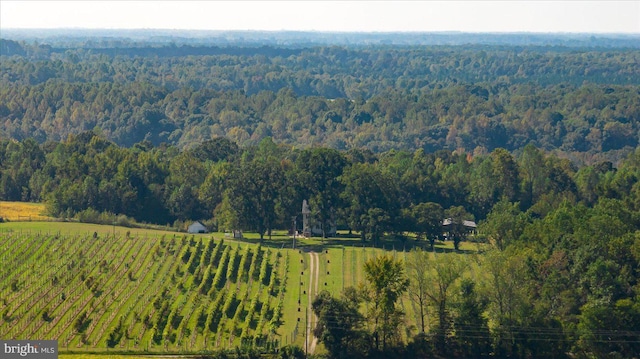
[0,220,483,355]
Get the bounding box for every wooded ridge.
[1,39,639,164]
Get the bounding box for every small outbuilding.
[187,221,208,234]
[442,218,477,231]
[442,217,477,250]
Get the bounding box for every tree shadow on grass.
[231,234,480,255]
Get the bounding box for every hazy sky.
[1,1,638,33]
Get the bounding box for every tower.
[302,199,311,237]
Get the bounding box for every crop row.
[0,232,290,352]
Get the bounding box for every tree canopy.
[1,41,638,163]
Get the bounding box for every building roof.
[442,218,477,228]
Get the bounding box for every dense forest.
[1,38,639,164]
[2,131,639,237]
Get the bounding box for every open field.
[0,201,51,221]
[0,221,179,238]
[1,221,482,355]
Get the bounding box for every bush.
[75,208,135,227]
[41,309,53,322]
[74,311,90,333]
[75,208,101,223]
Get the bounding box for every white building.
[187,221,208,234]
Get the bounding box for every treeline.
[1,42,639,162]
[2,133,640,238]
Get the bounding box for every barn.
[187,221,208,234]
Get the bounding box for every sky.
[1,1,638,34]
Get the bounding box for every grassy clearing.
[1,221,485,354]
[278,249,306,348]
[0,201,51,221]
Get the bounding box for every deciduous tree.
[362,255,409,351]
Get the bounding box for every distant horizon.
[3,28,639,35]
[0,27,640,38]
[1,1,638,34]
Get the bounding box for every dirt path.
[306,251,320,354]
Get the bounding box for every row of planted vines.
[0,231,289,353]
